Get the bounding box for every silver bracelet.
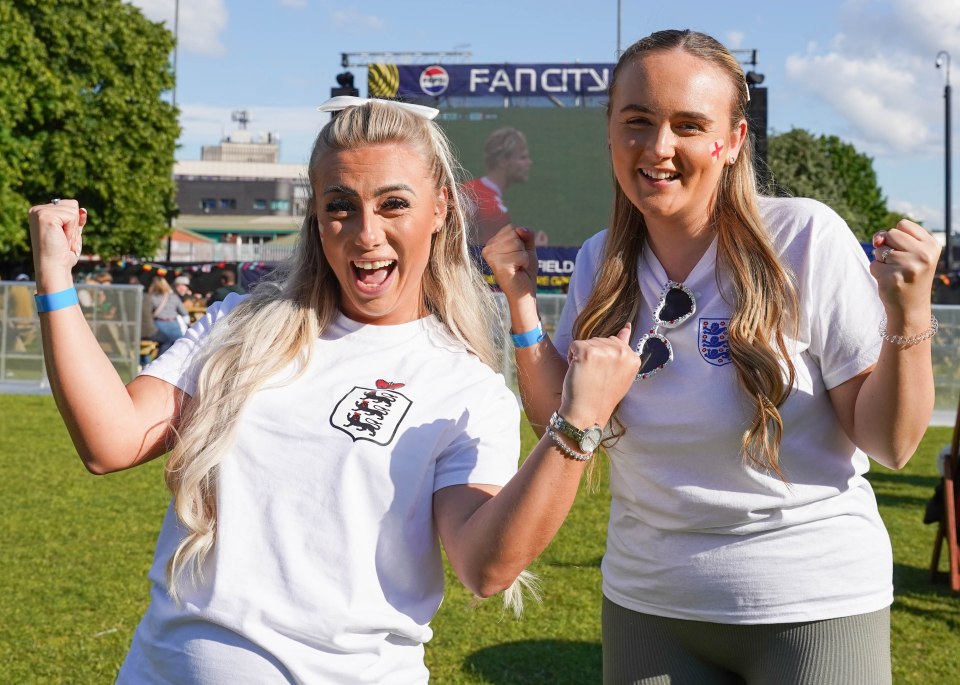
[546,427,593,462]
[879,314,938,346]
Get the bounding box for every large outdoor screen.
[436,107,613,247]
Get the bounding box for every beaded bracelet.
[546,426,593,462]
[879,314,938,346]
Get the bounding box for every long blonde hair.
[164,102,508,600]
[148,276,172,296]
[578,30,798,478]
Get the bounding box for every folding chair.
[929,393,960,592]
[140,340,160,364]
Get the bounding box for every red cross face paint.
[710,140,724,162]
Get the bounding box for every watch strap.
[550,411,584,442]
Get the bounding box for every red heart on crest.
[376,379,405,390]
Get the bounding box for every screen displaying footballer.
[436,107,613,248]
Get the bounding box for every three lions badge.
[331,379,411,445]
[699,318,732,366]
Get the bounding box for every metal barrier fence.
[931,304,960,425]
[2,284,958,426]
[156,241,296,264]
[500,296,960,427]
[0,281,142,393]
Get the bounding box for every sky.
[127,0,960,234]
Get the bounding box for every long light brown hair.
[577,29,798,478]
[147,276,172,296]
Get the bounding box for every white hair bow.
[317,96,439,120]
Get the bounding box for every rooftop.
[174,159,307,181]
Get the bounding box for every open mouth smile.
[640,168,680,182]
[352,259,397,290]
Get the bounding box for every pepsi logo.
[419,65,449,96]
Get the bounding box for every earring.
[728,155,737,165]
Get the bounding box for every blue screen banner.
[368,63,614,99]
[470,246,579,292]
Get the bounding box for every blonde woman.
[28,100,639,683]
[146,275,189,354]
[483,29,940,685]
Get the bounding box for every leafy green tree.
[767,128,889,241]
[882,209,922,229]
[0,0,179,260]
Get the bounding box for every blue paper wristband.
[34,287,80,313]
[511,322,544,348]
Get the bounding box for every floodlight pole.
[167,0,180,264]
[617,0,623,59]
[937,51,952,272]
[172,0,179,109]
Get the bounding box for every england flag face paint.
[710,140,724,163]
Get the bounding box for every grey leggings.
[602,596,891,685]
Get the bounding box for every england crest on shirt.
[699,318,732,366]
[331,379,411,445]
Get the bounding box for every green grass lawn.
[1,394,958,683]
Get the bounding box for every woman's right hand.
[28,199,86,290]
[558,324,641,431]
[481,223,539,304]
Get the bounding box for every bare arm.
[29,200,184,474]
[828,220,939,469]
[435,325,641,597]
[482,225,568,435]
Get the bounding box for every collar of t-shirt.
[479,176,503,199]
[636,236,719,334]
[326,313,465,355]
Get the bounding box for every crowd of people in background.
[0,266,247,368]
[133,269,247,364]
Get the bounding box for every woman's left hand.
[832,219,941,469]
[870,219,941,321]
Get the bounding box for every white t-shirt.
[554,197,890,624]
[117,294,520,684]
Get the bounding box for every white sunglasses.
[635,281,697,381]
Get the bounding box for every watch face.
[580,426,603,453]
